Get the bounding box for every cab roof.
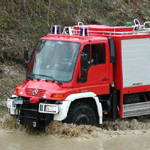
[40,34,108,43]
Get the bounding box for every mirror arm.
[24,47,29,68]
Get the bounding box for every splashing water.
[1,115,150,137]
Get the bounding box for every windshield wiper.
[37,74,56,82]
[38,74,62,84]
[27,73,62,83]
[26,74,62,84]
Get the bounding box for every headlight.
[7,99,16,108]
[7,99,12,108]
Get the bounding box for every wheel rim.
[75,114,90,125]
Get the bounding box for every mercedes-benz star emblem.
[32,89,38,95]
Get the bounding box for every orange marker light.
[104,112,108,115]
[16,89,19,95]
[52,94,64,98]
[74,89,79,93]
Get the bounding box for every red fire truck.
[7,19,150,127]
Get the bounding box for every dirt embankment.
[0,61,25,102]
[0,0,150,62]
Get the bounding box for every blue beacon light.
[80,27,87,36]
[51,25,60,34]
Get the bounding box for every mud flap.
[111,90,118,119]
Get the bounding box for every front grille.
[26,88,46,97]
[18,97,54,127]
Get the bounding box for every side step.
[123,101,150,118]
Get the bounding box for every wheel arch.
[54,92,103,124]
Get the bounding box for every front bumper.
[7,96,59,127]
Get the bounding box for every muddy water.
[0,130,150,150]
[1,115,150,150]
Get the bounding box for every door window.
[91,44,106,65]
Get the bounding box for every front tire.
[65,102,98,126]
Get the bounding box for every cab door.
[88,42,110,84]
[78,41,111,95]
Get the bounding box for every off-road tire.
[65,102,98,126]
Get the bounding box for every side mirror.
[109,38,116,63]
[81,53,89,67]
[80,52,90,83]
[24,47,29,68]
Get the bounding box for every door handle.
[102,78,109,81]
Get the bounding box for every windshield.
[27,40,80,82]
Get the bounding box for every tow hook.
[33,122,37,127]
[17,119,20,125]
